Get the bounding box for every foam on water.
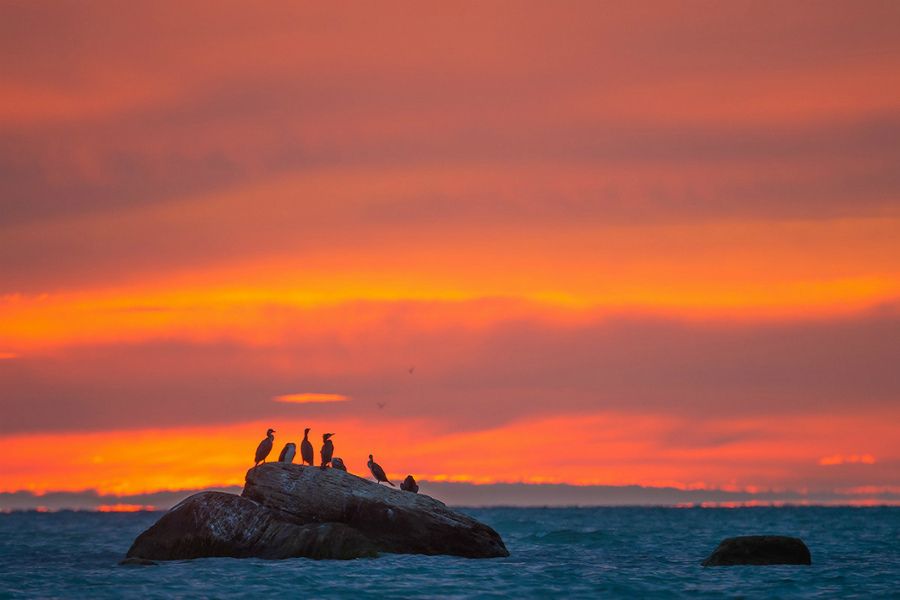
[1,507,898,598]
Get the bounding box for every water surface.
[1,507,898,598]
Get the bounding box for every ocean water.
[1,506,898,599]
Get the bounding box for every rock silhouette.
[243,463,508,557]
[701,535,811,566]
[125,491,377,560]
[125,463,508,561]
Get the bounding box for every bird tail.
[388,480,396,487]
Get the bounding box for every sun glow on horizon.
[1,412,897,497]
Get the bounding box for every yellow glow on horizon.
[1,412,897,497]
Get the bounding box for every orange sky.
[1,1,899,505]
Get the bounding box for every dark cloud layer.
[2,304,897,435]
[2,2,900,292]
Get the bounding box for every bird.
[320,433,335,468]
[254,428,276,467]
[400,475,419,493]
[368,454,395,486]
[300,428,314,466]
[332,457,347,471]
[278,442,296,463]
[408,366,415,374]
[376,401,387,410]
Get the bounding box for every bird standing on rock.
[368,454,395,486]
[254,428,276,467]
[320,433,335,468]
[300,428,314,466]
[332,457,347,471]
[400,475,419,493]
[278,442,296,463]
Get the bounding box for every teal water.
[1,507,898,598]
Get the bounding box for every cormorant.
[254,428,275,467]
[300,428,314,466]
[278,442,296,463]
[400,475,419,493]
[367,454,395,486]
[332,457,347,471]
[320,433,335,468]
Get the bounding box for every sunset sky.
[1,1,899,508]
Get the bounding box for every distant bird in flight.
[400,475,419,494]
[376,402,387,410]
[300,428,314,466]
[332,457,347,471]
[254,428,275,467]
[278,442,296,463]
[368,454,395,486]
[320,433,335,468]
[408,366,415,374]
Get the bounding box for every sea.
[1,506,898,599]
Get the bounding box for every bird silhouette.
[254,428,275,467]
[368,454,395,486]
[300,428,314,466]
[400,475,419,493]
[320,433,335,468]
[278,442,296,463]
[376,401,387,410]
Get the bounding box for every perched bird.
[400,475,419,494]
[278,442,296,463]
[320,433,335,468]
[300,428,314,466]
[254,428,276,467]
[368,454,395,486]
[332,457,347,471]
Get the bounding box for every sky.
[1,1,899,508]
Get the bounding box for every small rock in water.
[701,535,811,566]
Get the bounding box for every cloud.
[274,393,349,404]
[819,454,876,466]
[2,303,899,436]
[2,1,900,295]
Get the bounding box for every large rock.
[242,463,509,558]
[126,491,378,560]
[701,535,811,566]
[125,464,508,561]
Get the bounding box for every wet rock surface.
[125,464,508,561]
[125,491,378,560]
[242,463,508,558]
